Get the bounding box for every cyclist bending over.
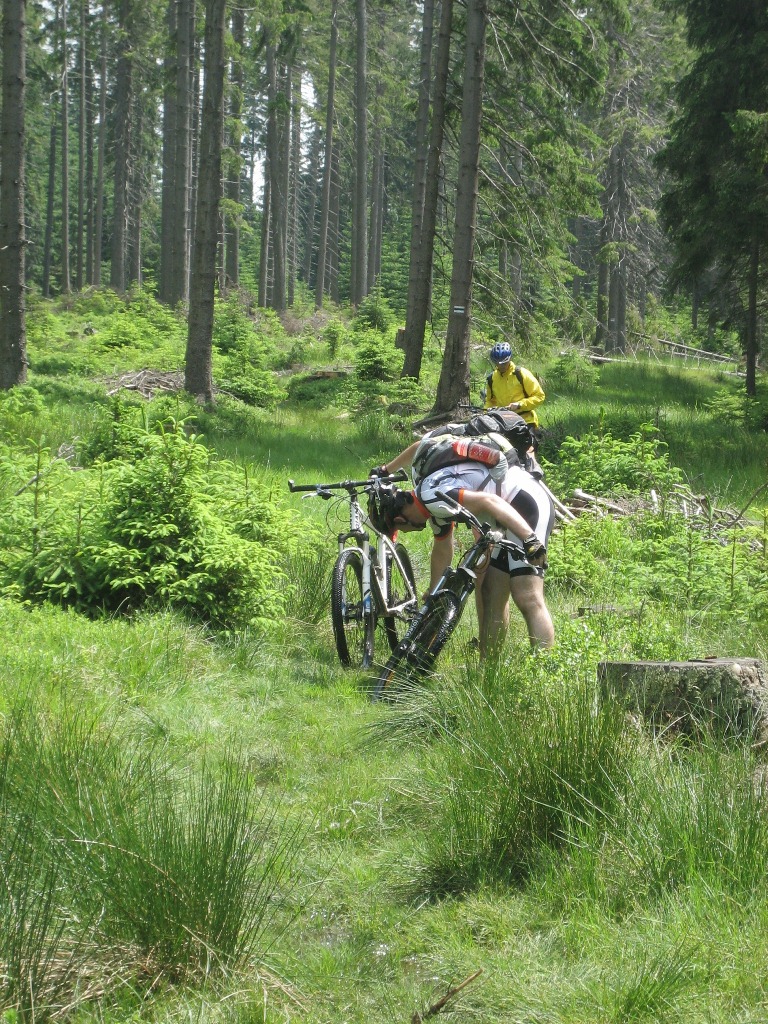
[369,457,554,654]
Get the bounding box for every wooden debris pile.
[102,369,187,398]
[560,480,765,546]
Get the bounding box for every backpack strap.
[514,366,529,398]
[486,371,495,403]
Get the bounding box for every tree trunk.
[288,63,301,306]
[0,0,28,388]
[410,0,433,265]
[434,0,486,412]
[258,172,270,308]
[160,0,194,305]
[60,0,70,293]
[302,121,321,287]
[42,108,56,298]
[329,144,340,303]
[93,2,106,286]
[351,0,368,306]
[159,0,178,302]
[607,264,619,353]
[616,260,627,353]
[127,94,143,287]
[185,0,226,401]
[401,0,452,379]
[746,235,759,397]
[76,0,86,291]
[224,4,244,289]
[110,0,133,292]
[265,41,286,310]
[314,0,337,308]
[595,220,609,350]
[188,40,200,268]
[367,90,384,293]
[84,11,94,284]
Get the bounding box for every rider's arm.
[459,490,534,544]
[377,440,421,475]
[514,367,545,416]
[430,529,454,588]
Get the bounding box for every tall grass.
[0,704,305,1018]
[394,666,632,894]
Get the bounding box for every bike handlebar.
[288,468,408,493]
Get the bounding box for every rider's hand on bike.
[369,464,389,478]
[523,534,547,568]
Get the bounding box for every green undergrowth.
[2,294,768,1021]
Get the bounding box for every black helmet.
[367,483,413,537]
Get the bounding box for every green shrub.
[285,372,348,408]
[352,291,396,334]
[546,422,684,497]
[218,362,287,408]
[213,293,266,356]
[0,419,297,630]
[546,350,600,393]
[322,318,348,358]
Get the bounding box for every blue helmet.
[490,341,512,365]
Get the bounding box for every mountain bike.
[288,471,419,669]
[372,490,530,700]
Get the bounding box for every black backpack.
[463,408,533,459]
[411,430,519,485]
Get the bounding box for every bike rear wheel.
[372,591,463,701]
[382,542,417,652]
[331,549,374,668]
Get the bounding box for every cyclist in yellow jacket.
[484,341,544,429]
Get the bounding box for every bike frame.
[288,473,418,621]
[390,491,525,651]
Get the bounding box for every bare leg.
[477,565,511,657]
[510,574,554,649]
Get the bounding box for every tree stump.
[598,658,768,742]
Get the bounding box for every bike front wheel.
[331,549,374,668]
[382,542,417,652]
[372,591,463,701]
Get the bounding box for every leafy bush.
[322,318,348,358]
[213,293,267,355]
[546,350,600,393]
[351,331,401,381]
[546,504,766,628]
[546,422,684,497]
[285,372,348,408]
[218,361,287,408]
[0,418,298,630]
[352,291,397,334]
[704,383,768,430]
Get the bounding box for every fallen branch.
[725,480,768,527]
[571,488,626,515]
[411,969,483,1023]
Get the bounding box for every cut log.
[599,658,768,741]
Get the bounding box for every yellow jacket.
[485,362,545,427]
